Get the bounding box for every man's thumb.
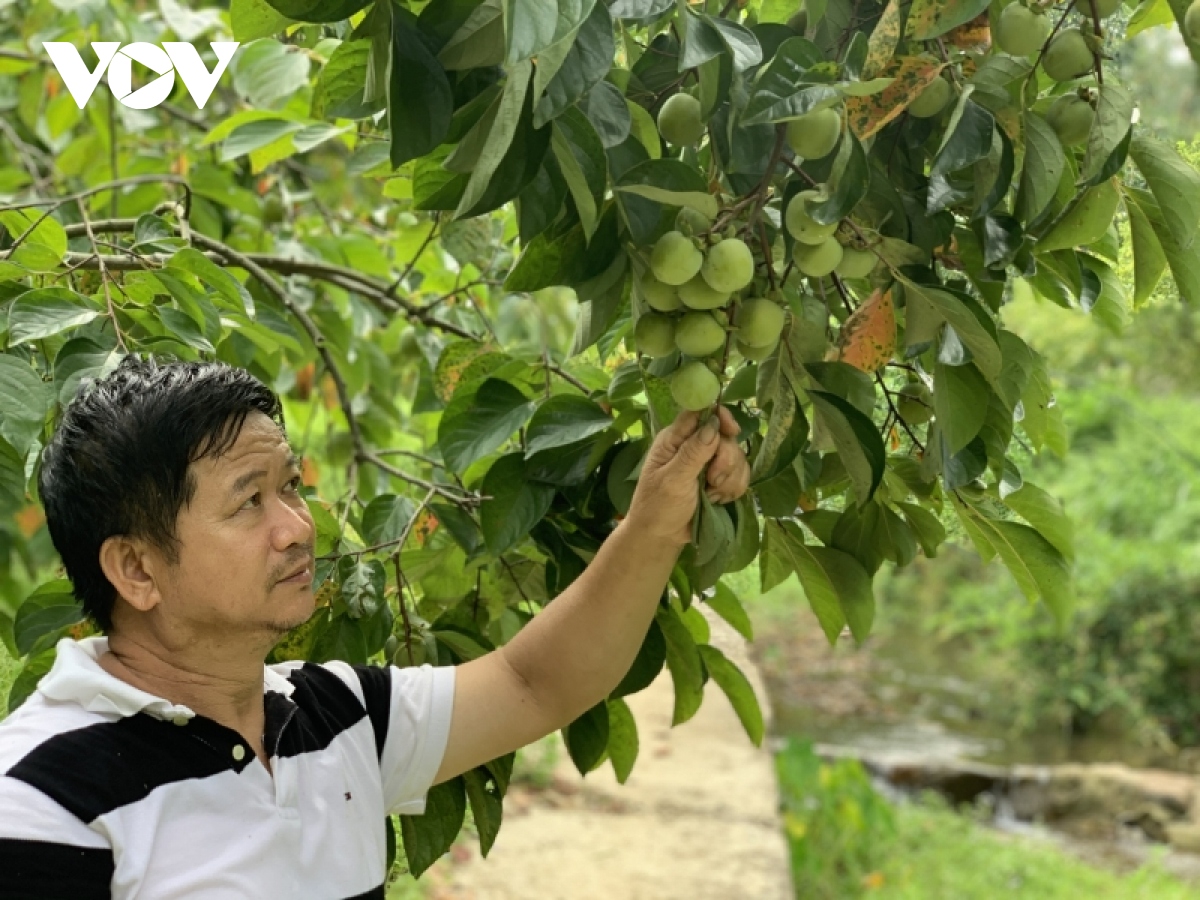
[671,417,721,475]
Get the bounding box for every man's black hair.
[38,355,285,631]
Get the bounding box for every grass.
[776,740,1197,900]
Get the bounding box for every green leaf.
[898,279,1002,381]
[727,492,761,573]
[612,619,666,698]
[8,650,55,714]
[534,1,614,128]
[706,580,753,641]
[390,8,454,168]
[1124,186,1200,304]
[167,248,256,318]
[906,0,989,39]
[263,0,369,22]
[1003,482,1074,562]
[14,580,82,656]
[399,777,467,877]
[479,453,555,554]
[1127,0,1176,37]
[960,504,1073,624]
[656,603,705,726]
[809,130,869,225]
[232,38,311,107]
[439,378,536,473]
[456,61,533,218]
[697,645,763,746]
[705,16,763,72]
[606,697,639,784]
[360,495,417,547]
[931,98,995,179]
[505,0,596,64]
[524,395,611,456]
[808,390,884,505]
[53,339,122,406]
[8,288,101,344]
[462,768,503,857]
[0,210,67,267]
[564,701,609,774]
[614,185,719,220]
[1081,84,1133,187]
[312,40,383,119]
[1017,112,1065,226]
[1129,133,1200,251]
[933,362,990,454]
[0,356,50,458]
[551,108,606,240]
[897,501,946,558]
[232,0,294,41]
[1123,189,1168,307]
[741,37,834,125]
[437,0,506,70]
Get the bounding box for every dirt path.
[425,613,794,900]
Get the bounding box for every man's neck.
[98,629,270,758]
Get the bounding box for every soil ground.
[423,612,794,900]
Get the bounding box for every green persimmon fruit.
[675,206,712,237]
[836,246,878,279]
[639,272,683,312]
[1044,94,1095,147]
[735,298,786,348]
[1078,0,1121,18]
[736,338,777,362]
[1042,28,1094,81]
[635,313,677,358]
[679,274,731,310]
[786,108,841,160]
[675,311,727,357]
[1187,0,1200,41]
[794,236,844,277]
[701,238,755,293]
[651,231,703,285]
[671,360,722,410]
[657,93,706,146]
[908,77,953,118]
[262,196,286,224]
[995,4,1052,56]
[1036,179,1120,252]
[785,191,839,246]
[896,383,933,425]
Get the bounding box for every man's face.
[152,411,316,641]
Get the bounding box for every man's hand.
[625,405,751,547]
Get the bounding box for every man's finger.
[716,405,740,437]
[669,415,721,477]
[648,409,701,463]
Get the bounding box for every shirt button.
[172,716,188,727]
[232,745,246,762]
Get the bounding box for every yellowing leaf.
[846,57,947,140]
[836,288,895,373]
[862,0,903,79]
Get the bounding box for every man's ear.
[98,535,163,614]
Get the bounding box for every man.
[0,356,750,898]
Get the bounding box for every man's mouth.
[278,563,313,585]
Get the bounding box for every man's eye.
[241,492,261,510]
[286,476,302,492]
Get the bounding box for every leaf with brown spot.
[412,508,440,547]
[907,0,991,40]
[945,11,991,50]
[836,288,895,373]
[846,57,946,139]
[863,0,903,80]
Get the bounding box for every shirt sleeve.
[0,775,113,900]
[343,663,457,816]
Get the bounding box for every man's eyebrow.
[227,453,303,499]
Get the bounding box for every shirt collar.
[37,637,296,722]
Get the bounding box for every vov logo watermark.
[42,42,239,111]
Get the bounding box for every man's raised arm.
[434,405,750,783]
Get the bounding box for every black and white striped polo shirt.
[0,637,456,899]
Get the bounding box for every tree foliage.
[0,0,1198,871]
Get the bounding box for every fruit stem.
[1024,4,1077,94]
[1085,0,1106,85]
